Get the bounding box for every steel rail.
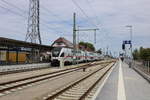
[79,63,115,100]
[0,62,110,94]
[44,62,114,100]
[0,63,91,85]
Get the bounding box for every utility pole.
[37,0,41,44]
[73,13,76,64]
[103,48,105,55]
[25,0,41,63]
[26,0,42,44]
[72,13,99,64]
[94,29,96,44]
[106,46,108,56]
[77,26,80,46]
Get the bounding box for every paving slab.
[95,60,150,100]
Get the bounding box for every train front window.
[60,52,64,57]
[52,48,62,57]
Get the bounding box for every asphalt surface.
[95,60,150,100]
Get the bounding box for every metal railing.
[133,60,150,74]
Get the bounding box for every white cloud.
[0,0,150,54]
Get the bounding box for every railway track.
[42,62,115,100]
[0,63,87,76]
[0,61,109,76]
[0,61,112,97]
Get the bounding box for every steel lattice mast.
[26,0,42,44]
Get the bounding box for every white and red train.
[51,47,103,66]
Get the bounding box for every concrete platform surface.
[94,60,150,100]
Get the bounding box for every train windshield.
[52,47,62,57]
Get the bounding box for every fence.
[143,60,150,73]
[134,60,150,74]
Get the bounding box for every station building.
[51,37,94,52]
[0,37,52,65]
[0,37,95,65]
[51,37,73,48]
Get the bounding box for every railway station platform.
[93,60,150,100]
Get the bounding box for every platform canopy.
[0,37,53,51]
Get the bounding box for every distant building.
[51,37,94,52]
[51,37,73,48]
[78,45,93,52]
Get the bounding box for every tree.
[97,49,102,54]
[133,47,150,61]
[139,46,144,59]
[79,41,95,51]
[79,41,85,46]
[140,48,150,60]
[132,49,139,60]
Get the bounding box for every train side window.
[60,53,64,57]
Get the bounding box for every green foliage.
[133,47,150,60]
[97,49,102,54]
[132,49,139,60]
[140,48,150,60]
[79,41,85,46]
[79,41,95,51]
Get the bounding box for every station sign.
[122,40,132,50]
[123,40,131,44]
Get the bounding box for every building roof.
[51,37,95,52]
[0,37,53,51]
[51,37,73,48]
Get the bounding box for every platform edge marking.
[91,61,117,100]
[117,60,126,100]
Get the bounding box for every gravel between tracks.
[0,63,88,84]
[42,62,114,100]
[0,63,106,100]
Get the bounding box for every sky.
[0,0,150,56]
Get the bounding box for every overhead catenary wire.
[85,0,114,43]
[85,0,101,27]
[0,4,27,18]
[0,0,97,37]
[41,5,73,26]
[83,0,106,41]
[41,18,71,36]
[1,0,27,13]
[71,0,98,28]
[1,0,72,29]
[39,4,76,36]
[0,0,109,46]
[71,0,105,46]
[40,5,74,36]
[0,5,64,38]
[0,1,69,37]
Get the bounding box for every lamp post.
[126,25,133,67]
[126,25,132,44]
